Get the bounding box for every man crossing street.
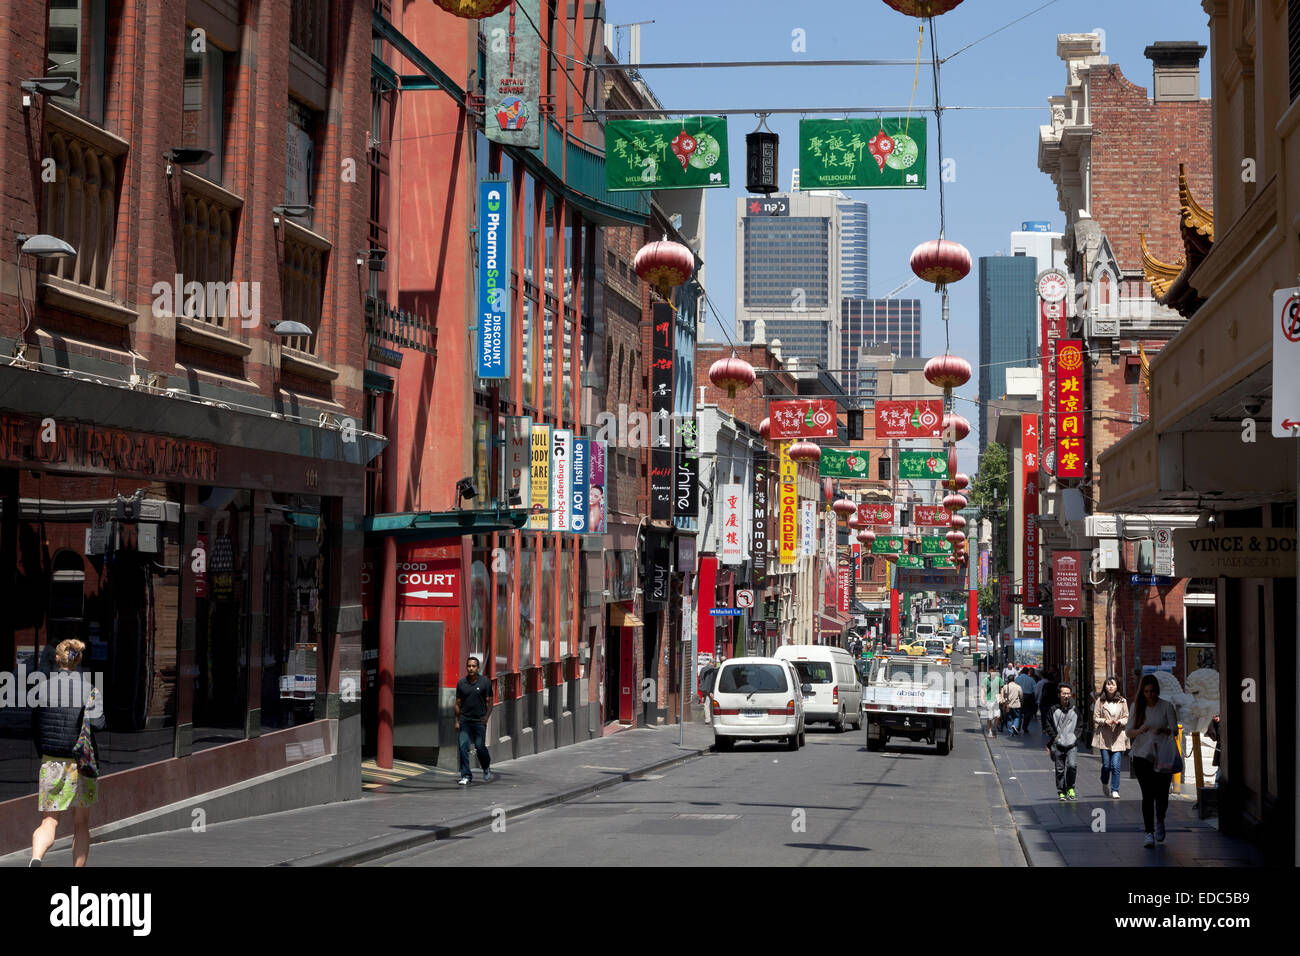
[455,656,494,786]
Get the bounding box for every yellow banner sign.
[529,424,551,530]
[779,443,798,565]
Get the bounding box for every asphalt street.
[368,711,1026,867]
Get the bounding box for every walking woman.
[1092,676,1129,798]
[1127,674,1179,848]
[30,639,104,866]
[979,666,1002,737]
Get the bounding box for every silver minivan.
[710,657,808,751]
[774,645,864,731]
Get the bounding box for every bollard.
[1192,730,1205,790]
[1172,723,1183,793]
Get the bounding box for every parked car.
[710,657,808,751]
[955,635,972,654]
[774,645,864,731]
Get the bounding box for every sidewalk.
[983,718,1262,866]
[0,723,713,867]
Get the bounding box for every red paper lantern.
[708,356,756,398]
[634,240,695,301]
[823,478,835,504]
[946,530,966,544]
[789,440,822,463]
[433,0,512,18]
[881,0,966,17]
[910,239,972,290]
[848,513,863,529]
[833,498,857,518]
[943,492,967,511]
[954,472,970,491]
[943,413,971,442]
[949,514,967,530]
[759,417,771,439]
[856,529,876,544]
[924,354,972,390]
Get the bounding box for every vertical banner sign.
[529,424,551,530]
[752,456,769,588]
[980,549,990,589]
[1021,415,1039,603]
[484,3,541,148]
[571,438,589,534]
[674,450,698,517]
[650,304,675,520]
[476,182,511,378]
[504,416,532,508]
[1052,550,1084,618]
[646,531,671,608]
[823,513,835,567]
[589,440,608,534]
[838,552,851,614]
[801,501,817,559]
[551,429,572,531]
[779,445,798,565]
[1054,339,1086,479]
[720,483,744,566]
[851,541,862,579]
[1040,290,1066,475]
[1000,573,1012,619]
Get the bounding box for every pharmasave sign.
[0,415,219,482]
[1173,529,1297,578]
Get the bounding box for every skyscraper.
[736,192,842,372]
[837,199,870,298]
[839,297,922,400]
[978,254,1039,453]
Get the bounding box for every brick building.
[0,0,379,855]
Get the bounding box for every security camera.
[1242,399,1262,417]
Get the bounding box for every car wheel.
[866,735,881,752]
[936,740,950,756]
[786,734,800,752]
[799,730,807,746]
[714,736,733,752]
[833,714,845,733]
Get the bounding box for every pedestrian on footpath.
[1045,682,1080,801]
[1000,675,1023,736]
[455,656,494,786]
[1038,669,1059,737]
[1127,674,1179,848]
[979,667,1002,737]
[29,639,104,867]
[1091,676,1129,798]
[1015,668,1038,733]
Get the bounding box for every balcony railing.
[41,107,127,297]
[365,294,435,366]
[280,226,327,354]
[178,174,241,330]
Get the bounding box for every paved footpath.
[0,724,713,867]
[984,721,1262,866]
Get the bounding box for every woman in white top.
[1126,674,1179,848]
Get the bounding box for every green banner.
[819,448,869,478]
[605,117,730,192]
[799,118,926,190]
[921,536,954,554]
[930,555,955,568]
[871,535,906,555]
[898,449,950,480]
[897,556,924,569]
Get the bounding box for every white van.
[710,657,807,751]
[774,645,864,731]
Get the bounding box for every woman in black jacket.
[29,639,104,867]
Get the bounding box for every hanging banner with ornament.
[874,399,943,439]
[768,399,838,439]
[779,445,798,565]
[484,3,541,148]
[897,555,925,569]
[920,536,954,555]
[605,116,730,191]
[857,502,894,526]
[897,450,950,481]
[913,505,953,526]
[798,118,926,190]
[1054,339,1086,479]
[819,447,868,478]
[1021,415,1040,602]
[871,535,905,555]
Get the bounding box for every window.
[183,38,226,183]
[718,663,788,694]
[286,99,318,224]
[791,660,832,683]
[47,0,107,126]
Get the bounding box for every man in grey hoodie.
[1045,682,1079,801]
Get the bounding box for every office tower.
[837,199,870,298]
[839,298,922,400]
[978,254,1039,454]
[736,192,842,373]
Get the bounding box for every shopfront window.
[539,547,555,661]
[518,546,534,667]
[494,543,512,674]
[260,493,328,733]
[1,471,181,804]
[194,487,252,750]
[558,548,573,658]
[469,551,489,673]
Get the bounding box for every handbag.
[71,706,99,779]
[1154,734,1183,775]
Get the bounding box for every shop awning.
[609,604,644,628]
[364,507,529,541]
[817,612,851,635]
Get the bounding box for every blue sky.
[600,0,1212,472]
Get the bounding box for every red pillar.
[968,588,979,652]
[698,556,717,655]
[889,588,900,648]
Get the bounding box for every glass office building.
[978,255,1039,452]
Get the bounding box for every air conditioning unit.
[1085,514,1118,538]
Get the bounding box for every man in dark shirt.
[455,656,493,785]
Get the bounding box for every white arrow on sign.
[1059,603,1076,614]
[404,590,454,600]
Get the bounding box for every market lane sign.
[1173,528,1296,578]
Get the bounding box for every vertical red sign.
[1041,299,1065,474]
[851,541,861,578]
[1054,339,1086,479]
[838,554,851,615]
[1021,415,1039,604]
[999,573,1011,618]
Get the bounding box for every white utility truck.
[861,654,957,755]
